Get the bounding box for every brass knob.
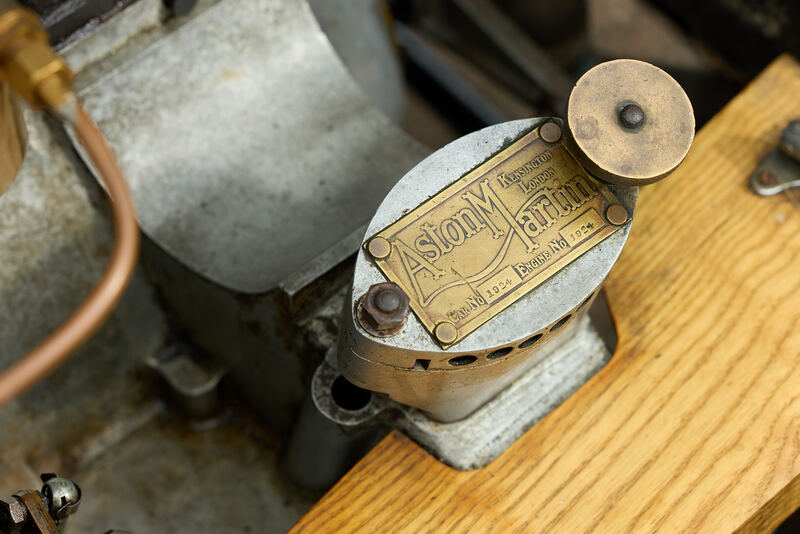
[565,59,694,186]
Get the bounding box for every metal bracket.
[750,148,800,196]
[750,120,800,196]
[311,314,610,470]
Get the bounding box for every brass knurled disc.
[566,59,694,186]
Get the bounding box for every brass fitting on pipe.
[0,0,75,112]
[0,1,140,409]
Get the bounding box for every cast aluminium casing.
[338,118,637,422]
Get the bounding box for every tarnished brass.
[367,236,392,260]
[434,322,458,345]
[0,2,74,110]
[565,59,694,186]
[605,204,629,226]
[0,81,26,196]
[366,125,624,347]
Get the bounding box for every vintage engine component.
[0,474,80,533]
[337,59,695,423]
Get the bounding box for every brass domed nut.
[565,59,695,186]
[357,282,410,337]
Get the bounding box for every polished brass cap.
[565,59,694,186]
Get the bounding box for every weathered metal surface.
[307,0,405,123]
[146,345,227,418]
[313,314,609,470]
[15,491,58,534]
[75,0,427,294]
[0,110,168,458]
[367,123,623,346]
[59,406,317,534]
[284,351,385,490]
[1,1,372,529]
[59,0,427,430]
[0,494,27,533]
[395,315,610,470]
[566,59,694,185]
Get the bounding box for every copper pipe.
[0,104,139,408]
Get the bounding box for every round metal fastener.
[367,237,391,260]
[539,121,562,144]
[566,59,694,186]
[605,204,629,226]
[757,169,780,187]
[375,288,401,313]
[618,103,645,130]
[41,476,81,520]
[357,282,409,337]
[434,322,458,345]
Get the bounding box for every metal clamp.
[750,120,800,196]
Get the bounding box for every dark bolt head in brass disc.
[619,103,645,130]
[566,59,695,186]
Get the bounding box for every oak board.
[292,55,800,534]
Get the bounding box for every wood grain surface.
[292,55,800,534]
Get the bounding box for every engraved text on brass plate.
[366,127,623,347]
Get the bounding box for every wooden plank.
[292,55,800,534]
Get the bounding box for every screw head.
[619,103,645,130]
[539,121,562,143]
[357,282,409,336]
[434,322,458,345]
[757,169,780,187]
[367,237,391,260]
[605,204,629,226]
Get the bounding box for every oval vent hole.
[519,333,543,349]
[578,292,594,310]
[487,347,513,359]
[448,355,477,367]
[550,314,572,332]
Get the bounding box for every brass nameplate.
[366,127,624,347]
